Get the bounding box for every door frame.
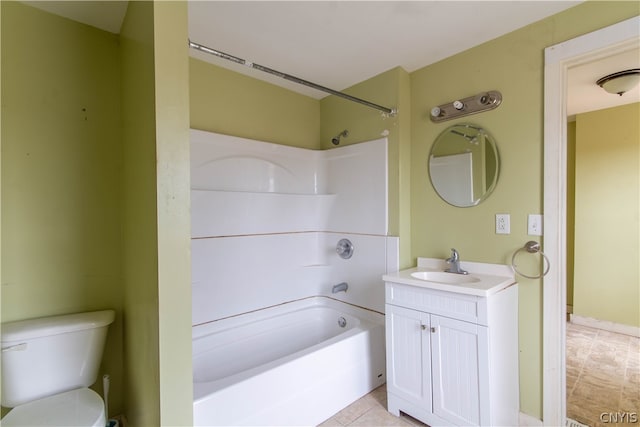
[542,16,640,425]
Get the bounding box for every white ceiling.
[187,1,582,98]
[24,1,128,34]
[23,1,640,114]
[567,48,640,117]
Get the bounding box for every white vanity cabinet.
[383,259,519,427]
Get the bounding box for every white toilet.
[1,309,115,426]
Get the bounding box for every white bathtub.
[192,296,386,426]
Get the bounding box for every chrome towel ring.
[511,241,550,279]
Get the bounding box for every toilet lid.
[1,388,106,427]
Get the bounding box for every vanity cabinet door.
[385,304,432,412]
[430,314,490,427]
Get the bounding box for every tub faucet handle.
[336,239,354,259]
[332,282,348,293]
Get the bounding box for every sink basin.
[410,271,480,284]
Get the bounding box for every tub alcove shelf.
[191,189,337,238]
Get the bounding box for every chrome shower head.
[331,129,349,145]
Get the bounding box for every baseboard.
[519,412,592,427]
[570,314,640,337]
[519,412,543,426]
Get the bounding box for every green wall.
[190,58,320,149]
[120,1,192,425]
[1,1,124,416]
[409,2,639,418]
[153,2,192,424]
[573,103,639,327]
[1,2,192,425]
[119,1,160,424]
[567,120,576,310]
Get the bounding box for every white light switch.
[496,214,510,234]
[528,214,543,236]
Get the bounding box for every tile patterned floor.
[318,385,426,427]
[566,322,640,427]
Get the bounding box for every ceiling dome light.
[596,68,640,96]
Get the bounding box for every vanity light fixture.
[430,90,502,123]
[596,68,640,96]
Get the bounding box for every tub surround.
[192,232,397,323]
[190,129,388,237]
[190,129,396,324]
[190,129,395,424]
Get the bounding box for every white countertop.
[382,257,517,297]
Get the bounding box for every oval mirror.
[428,123,499,207]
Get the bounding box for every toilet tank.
[1,310,115,408]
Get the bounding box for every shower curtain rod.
[189,40,397,117]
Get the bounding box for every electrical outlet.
[528,214,543,236]
[496,214,510,234]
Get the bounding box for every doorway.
[543,16,640,426]
[566,58,639,424]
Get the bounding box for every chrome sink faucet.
[445,248,468,275]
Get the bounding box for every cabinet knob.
[421,324,427,330]
[430,327,436,333]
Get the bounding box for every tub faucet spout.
[332,282,348,293]
[445,248,468,275]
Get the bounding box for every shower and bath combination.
[331,130,349,145]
